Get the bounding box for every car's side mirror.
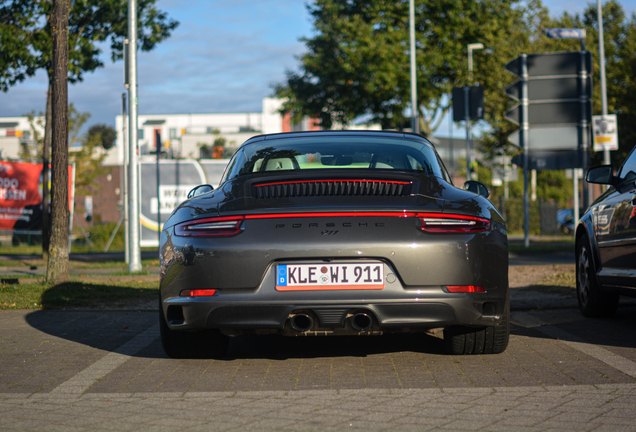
[463,180,490,198]
[187,184,214,199]
[586,165,613,185]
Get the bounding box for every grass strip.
[530,271,576,295]
[0,279,159,310]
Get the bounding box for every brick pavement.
[0,300,635,431]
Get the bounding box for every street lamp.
[409,0,418,134]
[464,43,484,180]
[467,43,484,84]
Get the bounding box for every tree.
[273,0,537,133]
[1,0,178,260]
[47,0,69,284]
[0,0,178,91]
[87,124,117,150]
[70,125,116,196]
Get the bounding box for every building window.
[169,128,177,139]
[138,129,144,140]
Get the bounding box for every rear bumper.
[162,294,506,333]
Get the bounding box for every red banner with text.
[0,161,74,231]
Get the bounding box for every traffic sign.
[505,51,592,77]
[452,86,484,122]
[511,150,584,171]
[545,28,586,39]
[508,126,579,150]
[592,114,618,152]
[505,77,590,102]
[505,101,582,126]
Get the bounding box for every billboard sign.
[592,114,618,152]
[0,161,74,232]
[139,159,230,247]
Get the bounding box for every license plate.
[276,262,385,291]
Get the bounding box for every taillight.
[180,289,217,297]
[417,213,490,233]
[446,285,485,293]
[174,216,244,237]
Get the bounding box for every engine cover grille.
[253,180,410,199]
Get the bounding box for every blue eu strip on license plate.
[276,262,385,291]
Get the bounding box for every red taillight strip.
[245,211,416,219]
[255,179,411,187]
[180,289,217,297]
[174,212,490,237]
[446,285,485,293]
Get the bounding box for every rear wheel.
[159,306,229,359]
[444,301,509,355]
[576,237,619,317]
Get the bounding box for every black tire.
[576,237,619,317]
[159,306,229,359]
[444,300,509,355]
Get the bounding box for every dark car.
[576,146,636,317]
[159,131,509,358]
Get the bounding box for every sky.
[2,0,636,137]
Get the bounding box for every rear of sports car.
[159,132,509,358]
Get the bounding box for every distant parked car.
[557,209,574,234]
[576,145,636,317]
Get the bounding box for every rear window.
[223,136,446,181]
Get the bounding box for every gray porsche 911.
[159,131,509,358]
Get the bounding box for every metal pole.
[580,47,590,210]
[598,0,610,165]
[466,43,483,182]
[521,53,530,248]
[449,107,454,175]
[121,93,129,264]
[464,86,471,181]
[155,130,161,247]
[128,0,142,272]
[409,0,418,134]
[573,169,579,226]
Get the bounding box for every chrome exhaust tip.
[350,313,372,332]
[290,313,314,332]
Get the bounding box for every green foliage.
[503,198,540,235]
[87,124,117,150]
[21,105,110,197]
[274,0,542,133]
[0,0,179,91]
[87,222,125,251]
[72,222,125,252]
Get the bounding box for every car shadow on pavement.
[222,332,448,360]
[512,305,636,350]
[23,310,452,359]
[25,307,635,361]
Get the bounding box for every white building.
[1,97,382,165]
[108,97,290,166]
[0,117,44,160]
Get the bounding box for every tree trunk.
[46,0,70,284]
[42,79,52,261]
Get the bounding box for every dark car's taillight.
[175,216,244,237]
[417,213,490,233]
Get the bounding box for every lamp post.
[409,0,418,134]
[465,43,484,180]
[597,0,610,166]
[467,43,484,83]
